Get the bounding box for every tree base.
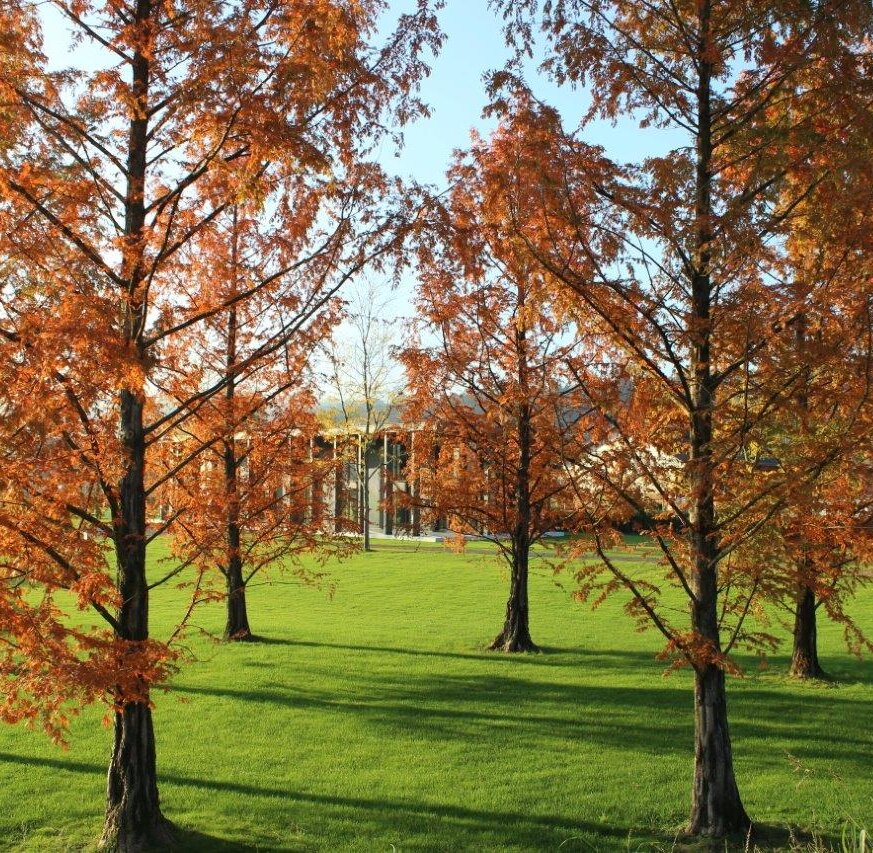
[688,665,751,838]
[223,628,261,643]
[99,814,176,853]
[789,588,826,680]
[100,703,175,852]
[789,655,830,680]
[488,631,540,653]
[681,818,754,844]
[685,809,752,839]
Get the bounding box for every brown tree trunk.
[491,320,538,654]
[788,315,826,679]
[685,2,749,836]
[101,702,174,851]
[686,552,750,838]
[101,2,172,844]
[688,664,751,837]
[224,552,253,641]
[221,263,254,642]
[686,470,748,836]
[490,547,538,652]
[103,389,174,847]
[789,586,826,679]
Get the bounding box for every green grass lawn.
[0,540,870,851]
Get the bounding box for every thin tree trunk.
[789,585,826,679]
[788,315,826,679]
[223,430,252,641]
[225,552,253,641]
[221,233,254,642]
[491,313,538,654]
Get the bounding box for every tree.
[401,170,590,652]
[151,204,353,643]
[323,280,403,552]
[774,320,873,683]
[0,1,441,847]
[0,2,172,745]
[755,97,873,678]
[485,0,872,835]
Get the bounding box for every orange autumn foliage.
[401,152,601,651]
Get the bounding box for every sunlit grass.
[1,538,870,851]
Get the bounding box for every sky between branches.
[381,0,684,336]
[37,0,684,357]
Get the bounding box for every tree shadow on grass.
[755,653,873,687]
[169,675,687,751]
[171,827,272,852]
[240,636,299,647]
[669,824,838,853]
[168,667,872,773]
[195,635,873,693]
[0,751,846,851]
[0,752,631,851]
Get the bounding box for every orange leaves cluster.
[0,588,177,744]
[402,128,604,558]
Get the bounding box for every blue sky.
[381,0,520,186]
[384,0,684,189]
[38,0,684,190]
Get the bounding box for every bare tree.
[323,280,403,551]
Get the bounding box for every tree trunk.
[101,2,172,843]
[224,554,253,641]
[789,586,826,679]
[221,267,254,642]
[490,547,538,652]
[684,2,749,836]
[688,664,751,836]
[103,388,173,846]
[788,315,826,679]
[100,702,174,851]
[491,332,537,654]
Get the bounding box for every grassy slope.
[1,540,870,851]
